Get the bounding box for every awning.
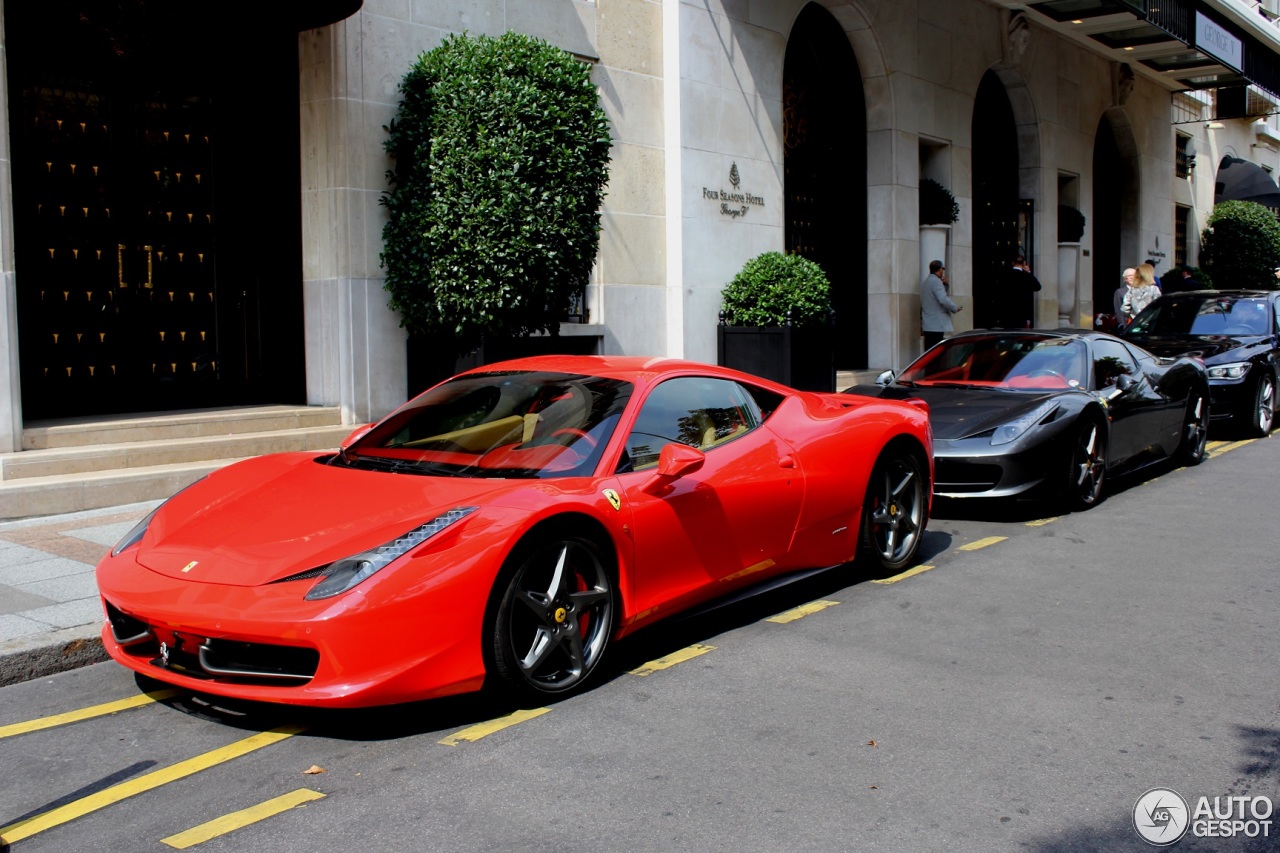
[1215,155,1280,209]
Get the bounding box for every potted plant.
[1058,204,1086,243]
[919,178,960,226]
[1057,205,1086,326]
[718,251,835,391]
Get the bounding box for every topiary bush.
[380,32,612,354]
[720,251,832,327]
[1058,205,1086,242]
[1200,200,1280,291]
[919,178,959,225]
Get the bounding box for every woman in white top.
[1122,262,1161,322]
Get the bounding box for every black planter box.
[717,323,835,392]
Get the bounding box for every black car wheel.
[859,448,928,574]
[491,531,615,697]
[1177,390,1209,465]
[1245,371,1275,437]
[1065,419,1107,510]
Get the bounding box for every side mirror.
[1115,374,1136,392]
[641,443,705,493]
[875,369,896,387]
[340,423,375,449]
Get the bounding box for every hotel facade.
[4,0,1280,452]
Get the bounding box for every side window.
[617,377,761,472]
[1092,339,1139,389]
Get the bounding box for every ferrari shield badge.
[180,561,199,573]
[603,489,621,511]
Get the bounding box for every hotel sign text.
[1196,12,1242,73]
[701,162,766,219]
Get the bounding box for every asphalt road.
[1,435,1278,852]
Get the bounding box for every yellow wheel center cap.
[554,607,567,623]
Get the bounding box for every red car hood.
[137,453,515,586]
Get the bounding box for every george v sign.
[702,162,766,219]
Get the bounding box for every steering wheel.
[551,428,598,452]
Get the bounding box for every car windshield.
[342,370,633,479]
[899,334,1088,391]
[1127,295,1271,336]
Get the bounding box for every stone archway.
[972,66,1041,330]
[784,3,868,369]
[1092,109,1141,320]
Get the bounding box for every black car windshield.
[1128,295,1271,336]
[341,371,633,479]
[900,334,1088,391]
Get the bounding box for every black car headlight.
[991,401,1061,446]
[304,507,478,600]
[1205,361,1250,381]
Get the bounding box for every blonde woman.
[1122,263,1161,323]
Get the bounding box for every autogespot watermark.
[1133,788,1274,846]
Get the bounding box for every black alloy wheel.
[1246,371,1275,438]
[1177,390,1210,465]
[859,449,928,575]
[1066,419,1107,510]
[491,533,615,697]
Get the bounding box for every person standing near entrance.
[1122,262,1161,323]
[921,260,961,349]
[992,254,1042,328]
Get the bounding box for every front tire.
[858,448,928,575]
[1064,418,1107,510]
[490,532,616,698]
[1244,371,1275,438]
[1177,389,1209,465]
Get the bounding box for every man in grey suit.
[921,259,961,349]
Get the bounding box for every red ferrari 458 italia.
[96,356,932,707]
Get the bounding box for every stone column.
[298,17,406,426]
[0,4,23,453]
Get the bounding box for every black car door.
[1091,338,1168,462]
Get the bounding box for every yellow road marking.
[438,708,550,746]
[160,789,325,849]
[1207,440,1229,450]
[766,600,840,624]
[1025,516,1059,527]
[0,689,178,740]
[959,536,1007,551]
[871,564,935,585]
[1212,439,1255,456]
[0,724,306,845]
[628,643,716,676]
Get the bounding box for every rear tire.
[1064,418,1107,510]
[858,448,929,575]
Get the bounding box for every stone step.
[0,458,250,521]
[22,405,344,450]
[0,424,352,481]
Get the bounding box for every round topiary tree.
[720,251,832,327]
[1200,200,1280,290]
[380,32,612,355]
[919,178,959,225]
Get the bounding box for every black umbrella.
[1215,155,1280,208]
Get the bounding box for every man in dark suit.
[992,254,1042,328]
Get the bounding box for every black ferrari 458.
[845,330,1210,509]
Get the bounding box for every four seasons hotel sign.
[701,162,766,219]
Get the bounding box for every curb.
[0,624,107,688]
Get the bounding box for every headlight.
[110,508,159,557]
[991,401,1060,446]
[1206,361,1250,381]
[304,507,478,600]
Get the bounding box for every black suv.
[1124,289,1279,436]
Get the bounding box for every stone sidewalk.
[0,499,160,686]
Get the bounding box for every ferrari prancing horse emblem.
[603,489,621,511]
